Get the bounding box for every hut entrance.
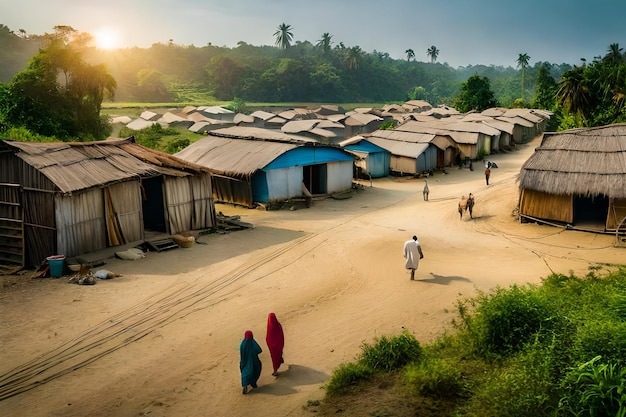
[573,194,609,227]
[141,177,166,233]
[303,164,327,195]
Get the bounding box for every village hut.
[339,136,390,179]
[312,105,345,116]
[195,106,235,122]
[175,127,354,208]
[364,129,441,175]
[339,112,384,139]
[402,100,433,113]
[281,120,344,143]
[393,120,466,166]
[518,124,626,232]
[0,137,216,268]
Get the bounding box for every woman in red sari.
[266,313,285,376]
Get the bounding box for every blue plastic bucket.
[47,255,65,278]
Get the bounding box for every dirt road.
[0,135,623,417]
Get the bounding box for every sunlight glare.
[94,27,120,50]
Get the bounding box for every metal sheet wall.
[326,161,353,194]
[105,181,144,246]
[266,166,303,200]
[55,189,107,257]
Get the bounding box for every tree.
[427,46,439,63]
[136,68,171,102]
[516,53,530,101]
[274,23,293,50]
[343,46,364,71]
[556,66,590,120]
[0,26,116,139]
[405,49,415,62]
[454,73,497,112]
[316,33,333,55]
[603,43,624,65]
[532,63,557,110]
[205,55,242,100]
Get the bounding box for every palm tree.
[426,46,439,63]
[274,23,293,50]
[316,33,333,54]
[344,46,363,70]
[405,48,415,62]
[516,53,530,102]
[556,66,590,118]
[603,43,624,65]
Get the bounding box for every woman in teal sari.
[239,330,262,394]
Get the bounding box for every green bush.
[359,331,422,372]
[559,356,626,417]
[456,284,561,358]
[572,320,626,365]
[404,357,464,398]
[463,344,557,417]
[324,362,373,396]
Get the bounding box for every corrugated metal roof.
[282,120,319,133]
[344,112,382,126]
[3,137,206,194]
[481,119,515,134]
[495,116,535,128]
[369,129,436,143]
[365,136,429,158]
[480,107,508,117]
[438,121,501,136]
[250,110,276,120]
[502,108,544,124]
[197,106,234,115]
[234,113,255,124]
[175,136,298,177]
[207,126,317,144]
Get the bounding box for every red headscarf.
[244,330,253,339]
[266,313,284,373]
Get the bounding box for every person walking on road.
[403,235,424,280]
[239,330,262,394]
[266,312,285,376]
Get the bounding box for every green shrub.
[558,356,626,417]
[456,284,561,358]
[324,362,373,396]
[572,320,626,365]
[404,357,464,398]
[463,345,556,417]
[359,331,422,372]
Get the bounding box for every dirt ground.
[1,135,624,417]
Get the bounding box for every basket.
[172,234,195,248]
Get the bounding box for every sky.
[2,0,624,68]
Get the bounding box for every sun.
[94,27,120,50]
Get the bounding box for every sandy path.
[0,135,623,417]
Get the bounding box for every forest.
[0,24,625,141]
[0,24,570,107]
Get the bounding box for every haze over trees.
[1,23,625,139]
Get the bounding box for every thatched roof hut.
[518,124,626,232]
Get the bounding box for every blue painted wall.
[264,147,353,170]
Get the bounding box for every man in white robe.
[403,235,424,280]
